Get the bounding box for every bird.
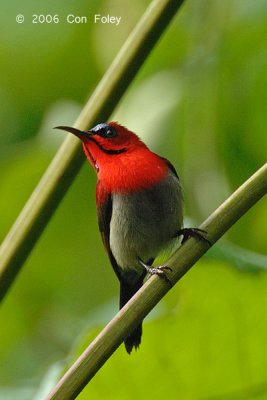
[55,122,206,353]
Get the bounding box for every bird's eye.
[104,127,117,138]
[99,126,117,138]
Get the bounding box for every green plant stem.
[0,0,185,303]
[47,163,267,400]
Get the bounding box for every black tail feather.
[124,324,142,354]
[120,276,144,354]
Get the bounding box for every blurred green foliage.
[0,0,266,399]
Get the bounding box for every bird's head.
[55,122,146,172]
[55,122,169,192]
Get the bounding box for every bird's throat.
[83,146,99,172]
[83,137,126,173]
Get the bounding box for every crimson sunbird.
[55,122,206,353]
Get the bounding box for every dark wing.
[160,156,179,179]
[96,182,121,280]
[97,182,145,353]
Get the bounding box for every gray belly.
[109,172,183,274]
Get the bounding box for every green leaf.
[59,260,267,400]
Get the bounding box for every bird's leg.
[176,228,211,245]
[138,257,172,286]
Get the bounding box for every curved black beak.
[54,126,92,139]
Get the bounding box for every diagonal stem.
[0,0,185,303]
[47,163,267,400]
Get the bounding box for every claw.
[176,228,211,245]
[138,258,173,286]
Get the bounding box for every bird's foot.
[138,258,172,286]
[176,228,211,245]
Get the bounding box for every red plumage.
[82,122,169,204]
